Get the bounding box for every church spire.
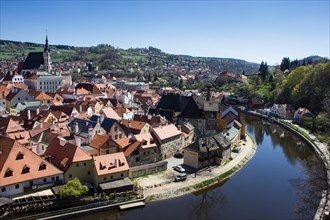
[44,32,49,52]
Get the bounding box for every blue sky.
[0,0,329,64]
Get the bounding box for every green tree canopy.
[59,178,88,199]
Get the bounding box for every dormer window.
[16,152,24,160]
[4,168,13,177]
[39,162,47,171]
[22,165,30,174]
[99,161,106,170]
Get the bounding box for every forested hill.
[1,39,260,75]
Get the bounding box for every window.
[43,178,47,183]
[154,149,156,153]
[56,176,59,181]
[114,127,117,132]
[25,97,28,100]
[121,173,124,177]
[69,174,72,178]
[76,163,79,167]
[15,184,19,189]
[51,177,55,181]
[104,177,106,181]
[22,165,30,174]
[119,134,122,139]
[87,171,90,175]
[16,152,24,160]
[4,168,13,177]
[1,187,5,192]
[18,98,20,101]
[84,162,86,166]
[115,135,118,140]
[106,150,109,154]
[110,176,113,179]
[39,162,47,170]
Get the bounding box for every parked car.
[174,165,185,173]
[174,173,188,182]
[174,152,184,159]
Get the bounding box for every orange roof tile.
[44,137,92,171]
[0,136,63,187]
[124,141,141,157]
[90,134,111,150]
[116,137,131,149]
[152,124,181,141]
[93,152,129,176]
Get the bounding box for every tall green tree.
[280,57,291,71]
[259,61,269,81]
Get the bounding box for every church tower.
[43,34,52,72]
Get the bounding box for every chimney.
[36,108,40,115]
[128,121,131,128]
[100,113,105,123]
[75,122,79,134]
[40,121,43,129]
[206,85,211,102]
[79,105,82,113]
[147,114,152,120]
[59,137,67,146]
[75,136,81,148]
[27,109,31,120]
[114,158,118,167]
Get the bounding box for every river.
[73,114,327,220]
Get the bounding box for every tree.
[259,61,269,81]
[280,57,291,71]
[59,178,88,199]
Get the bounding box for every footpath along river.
[73,114,327,220]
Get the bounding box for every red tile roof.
[0,136,63,187]
[93,152,129,176]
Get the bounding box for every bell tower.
[43,33,52,72]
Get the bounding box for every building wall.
[183,149,199,169]
[160,134,183,159]
[129,161,167,178]
[92,170,129,186]
[64,161,93,184]
[0,174,63,197]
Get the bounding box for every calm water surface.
[74,115,326,220]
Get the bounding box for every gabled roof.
[100,107,121,120]
[156,93,191,112]
[186,133,231,153]
[116,137,132,150]
[120,119,148,134]
[7,131,31,145]
[44,137,92,171]
[22,52,44,70]
[0,136,63,187]
[124,140,141,157]
[133,114,167,128]
[152,124,181,141]
[75,83,103,95]
[50,105,77,116]
[177,96,204,119]
[30,130,58,145]
[30,91,53,100]
[90,133,112,150]
[133,132,157,149]
[0,118,25,134]
[89,116,118,132]
[93,152,129,176]
[222,111,237,125]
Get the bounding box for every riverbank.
[245,110,330,220]
[135,133,257,202]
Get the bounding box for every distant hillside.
[0,39,327,76]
